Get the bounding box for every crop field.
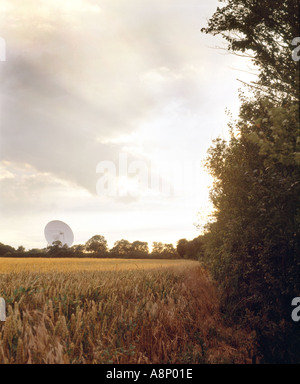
[0,258,198,274]
[0,258,255,364]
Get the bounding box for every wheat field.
[0,258,255,364]
[0,257,198,274]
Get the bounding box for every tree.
[71,244,85,256]
[151,242,165,258]
[0,242,15,257]
[162,244,179,259]
[85,235,108,257]
[151,242,179,259]
[15,245,26,257]
[52,240,63,248]
[46,240,71,257]
[130,241,149,259]
[189,237,205,260]
[110,239,132,258]
[201,0,299,102]
[203,101,300,362]
[176,239,189,258]
[201,0,300,363]
[177,237,205,260]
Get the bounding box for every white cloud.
[0,0,256,248]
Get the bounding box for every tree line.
[200,0,299,363]
[0,234,204,260]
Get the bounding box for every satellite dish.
[44,220,74,247]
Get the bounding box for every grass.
[0,258,255,364]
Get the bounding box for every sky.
[0,0,256,250]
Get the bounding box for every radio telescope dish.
[44,220,74,247]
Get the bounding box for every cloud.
[0,0,255,248]
[0,159,206,249]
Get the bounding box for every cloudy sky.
[0,0,255,250]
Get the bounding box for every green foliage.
[203,97,300,363]
[201,0,299,102]
[0,236,182,260]
[201,0,300,363]
[110,239,132,258]
[71,244,85,256]
[176,236,205,260]
[151,242,180,259]
[47,241,72,258]
[0,243,16,257]
[85,235,109,257]
[130,241,149,259]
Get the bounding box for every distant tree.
[162,244,179,259]
[52,240,63,248]
[110,239,132,258]
[189,237,205,260]
[85,235,108,257]
[0,243,15,257]
[15,245,26,258]
[176,239,189,258]
[176,237,204,260]
[151,242,165,258]
[151,242,179,259]
[30,248,45,254]
[130,241,149,259]
[47,240,66,257]
[27,248,45,257]
[71,244,85,257]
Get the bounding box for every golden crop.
[0,258,255,364]
[0,258,198,274]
